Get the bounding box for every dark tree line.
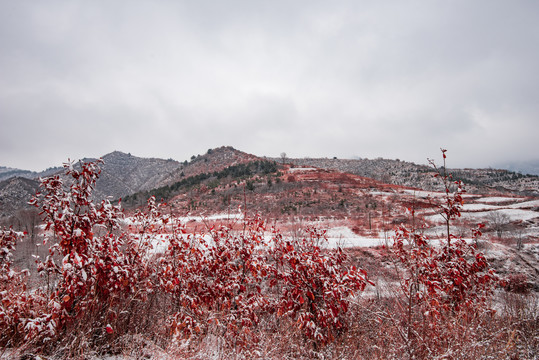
[122,160,279,207]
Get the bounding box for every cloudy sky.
[1,1,538,171]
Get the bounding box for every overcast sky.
[1,1,538,171]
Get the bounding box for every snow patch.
[507,199,539,209]
[476,196,522,204]
[178,212,244,223]
[288,167,317,172]
[461,209,538,222]
[325,227,385,248]
[461,203,501,211]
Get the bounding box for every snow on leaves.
[1,152,503,357]
[270,227,372,345]
[390,150,500,358]
[3,159,372,353]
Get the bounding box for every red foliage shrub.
[158,215,372,351]
[12,158,370,356]
[0,228,28,346]
[159,215,271,349]
[26,160,156,352]
[269,227,372,346]
[387,150,501,358]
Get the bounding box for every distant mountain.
[0,151,183,219]
[0,166,34,182]
[0,165,63,182]
[86,151,181,200]
[2,147,539,223]
[497,160,539,176]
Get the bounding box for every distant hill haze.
[496,160,539,176]
[0,165,62,182]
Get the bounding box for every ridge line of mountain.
[1,146,539,222]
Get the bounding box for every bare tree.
[280,152,287,165]
[509,220,526,251]
[486,211,510,239]
[16,208,40,244]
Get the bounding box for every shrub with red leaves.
[0,228,29,346]
[270,227,372,346]
[158,214,372,351]
[389,150,500,358]
[159,215,270,349]
[27,160,155,351]
[5,158,372,356]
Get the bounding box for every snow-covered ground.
[476,196,522,204]
[288,167,318,172]
[425,208,539,224]
[325,226,386,248]
[401,189,442,198]
[461,203,501,211]
[368,190,396,197]
[140,224,388,254]
[507,199,539,209]
[177,212,244,223]
[400,189,475,199]
[122,212,244,226]
[461,209,539,222]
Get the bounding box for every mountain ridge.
[2,146,539,222]
[0,146,261,220]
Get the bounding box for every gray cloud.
[1,0,538,171]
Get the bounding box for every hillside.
[87,151,181,200]
[283,157,539,196]
[119,155,539,245]
[0,166,34,182]
[157,146,263,187]
[498,159,539,176]
[0,177,39,222]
